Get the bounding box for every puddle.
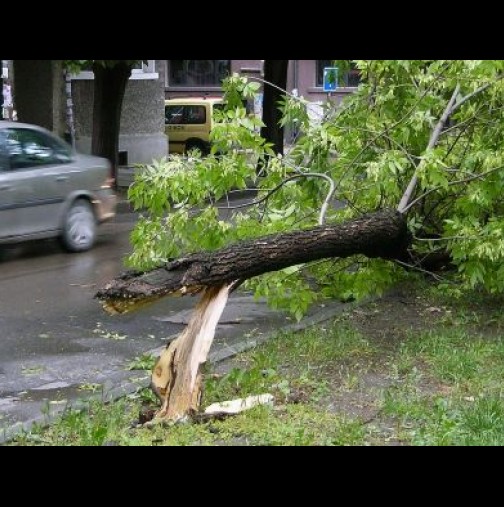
[20,384,82,403]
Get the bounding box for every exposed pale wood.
[204,394,275,416]
[97,210,408,422]
[151,284,233,422]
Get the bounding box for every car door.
[182,105,207,146]
[0,129,19,240]
[165,105,186,153]
[2,127,73,238]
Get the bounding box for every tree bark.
[91,62,131,187]
[260,60,289,156]
[97,209,409,314]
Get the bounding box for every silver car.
[0,121,116,252]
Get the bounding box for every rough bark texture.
[91,62,131,186]
[97,209,409,314]
[151,284,232,422]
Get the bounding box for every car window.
[185,106,206,125]
[166,106,184,125]
[3,128,73,170]
[0,130,9,170]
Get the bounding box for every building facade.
[164,60,360,133]
[72,60,358,166]
[163,60,359,101]
[2,60,359,167]
[71,60,168,166]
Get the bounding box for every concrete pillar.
[13,60,66,135]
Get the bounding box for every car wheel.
[186,140,209,156]
[61,199,96,252]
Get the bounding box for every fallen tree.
[98,210,408,421]
[97,61,504,422]
[98,210,408,313]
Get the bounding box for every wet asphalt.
[0,192,345,442]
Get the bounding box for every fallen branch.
[218,172,336,227]
[97,209,408,315]
[398,74,504,213]
[397,84,461,213]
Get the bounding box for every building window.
[131,60,156,75]
[71,60,158,80]
[167,60,231,87]
[316,60,361,88]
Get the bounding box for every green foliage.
[128,61,504,316]
[126,353,157,371]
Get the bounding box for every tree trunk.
[91,62,131,187]
[260,60,289,156]
[0,60,3,113]
[97,209,409,314]
[151,284,233,422]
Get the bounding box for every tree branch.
[97,209,408,314]
[453,74,504,110]
[402,164,504,214]
[345,70,449,174]
[393,259,446,282]
[397,84,461,213]
[218,172,336,226]
[398,73,504,214]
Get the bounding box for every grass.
[126,353,157,371]
[9,281,504,446]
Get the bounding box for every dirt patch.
[347,289,446,348]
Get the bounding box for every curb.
[0,297,372,445]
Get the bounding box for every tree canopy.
[123,61,504,319]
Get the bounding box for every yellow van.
[165,97,224,155]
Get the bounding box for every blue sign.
[323,67,339,92]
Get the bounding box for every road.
[0,207,301,436]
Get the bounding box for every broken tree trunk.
[97,208,409,423]
[151,284,233,422]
